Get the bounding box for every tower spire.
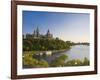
[36,26,39,37]
[46,29,53,38]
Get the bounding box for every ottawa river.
[43,45,90,64]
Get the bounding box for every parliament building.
[23,27,53,39]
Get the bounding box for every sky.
[22,11,90,43]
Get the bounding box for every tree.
[82,57,89,65]
[65,59,83,66]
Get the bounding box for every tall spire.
[33,30,36,36]
[36,26,39,37]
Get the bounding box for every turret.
[46,29,53,38]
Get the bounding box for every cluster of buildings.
[23,27,53,39]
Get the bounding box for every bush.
[23,53,38,68]
[23,52,49,68]
[50,54,68,67]
[82,57,89,65]
[65,59,83,66]
[65,57,90,66]
[37,59,49,67]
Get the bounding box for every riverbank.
[23,49,68,56]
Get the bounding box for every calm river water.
[43,45,90,64]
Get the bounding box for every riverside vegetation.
[23,37,89,68]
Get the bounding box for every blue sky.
[22,11,90,43]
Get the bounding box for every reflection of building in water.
[23,27,53,39]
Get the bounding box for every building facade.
[23,27,53,39]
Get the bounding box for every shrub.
[50,54,68,67]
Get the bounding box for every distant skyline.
[22,11,90,43]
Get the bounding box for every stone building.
[23,27,53,39]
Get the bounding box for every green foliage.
[23,38,71,51]
[50,54,68,67]
[65,59,83,66]
[65,57,90,66]
[23,52,49,68]
[23,51,90,68]
[66,41,74,46]
[23,53,38,68]
[82,57,90,65]
[37,59,49,67]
